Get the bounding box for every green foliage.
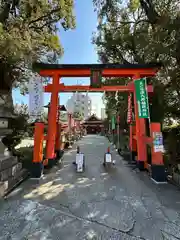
[93,0,180,125]
[60,112,68,122]
[2,104,29,152]
[93,0,180,165]
[16,146,34,171]
[73,111,84,120]
[129,0,140,12]
[103,77,129,129]
[0,0,75,92]
[12,104,29,131]
[2,135,22,152]
[41,110,49,123]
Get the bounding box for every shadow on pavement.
[1,135,180,240]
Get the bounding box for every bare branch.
[29,7,61,26]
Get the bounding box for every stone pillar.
[0,92,27,197]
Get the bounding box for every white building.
[101,108,106,119]
[66,92,92,119]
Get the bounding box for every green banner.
[134,78,149,119]
[111,116,116,130]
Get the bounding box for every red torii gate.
[31,62,166,183]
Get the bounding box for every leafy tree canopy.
[0,0,75,92]
[73,111,84,121]
[93,0,180,125]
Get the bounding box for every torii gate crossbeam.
[44,84,154,93]
[33,62,161,77]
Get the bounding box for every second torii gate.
[32,62,166,183]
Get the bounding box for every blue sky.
[12,0,104,117]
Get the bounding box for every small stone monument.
[0,95,25,197]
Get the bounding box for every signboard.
[134,78,149,118]
[28,75,44,120]
[76,153,84,165]
[127,94,132,123]
[105,153,112,163]
[76,153,84,172]
[90,69,102,88]
[111,116,116,130]
[153,132,164,153]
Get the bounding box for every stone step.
[0,155,18,171]
[0,162,22,181]
[0,169,28,197]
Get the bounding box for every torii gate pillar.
[45,74,59,166]
[133,75,147,170]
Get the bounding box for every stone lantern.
[0,97,16,156]
[0,77,25,197]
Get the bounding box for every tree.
[2,103,29,152]
[93,0,180,165]
[102,79,129,130]
[73,111,84,121]
[0,0,75,117]
[60,112,68,122]
[93,0,180,124]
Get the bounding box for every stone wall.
[0,155,27,197]
[172,172,180,186]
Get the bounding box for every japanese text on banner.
[134,78,149,119]
[28,75,44,121]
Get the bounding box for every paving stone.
[0,135,179,240]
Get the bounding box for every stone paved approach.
[0,135,180,240]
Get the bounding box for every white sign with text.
[76,153,84,172]
[105,153,112,163]
[28,74,44,120]
[76,153,84,165]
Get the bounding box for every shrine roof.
[60,105,67,111]
[33,62,162,71]
[44,104,67,111]
[84,114,102,122]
